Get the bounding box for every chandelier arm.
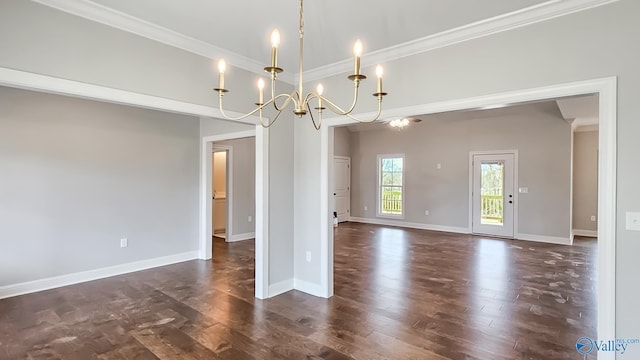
[272,89,298,112]
[217,93,277,122]
[318,82,361,116]
[307,101,322,130]
[270,78,285,112]
[344,97,383,123]
[258,102,289,128]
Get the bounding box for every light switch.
[626,212,640,231]
[519,187,529,194]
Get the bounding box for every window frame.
[376,153,405,219]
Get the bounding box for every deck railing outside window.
[382,190,402,214]
[481,194,503,224]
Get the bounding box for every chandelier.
[213,0,388,130]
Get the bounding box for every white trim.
[0,251,199,299]
[254,126,270,299]
[269,279,294,297]
[575,124,599,132]
[293,278,325,298]
[573,229,598,238]
[227,232,256,242]
[212,145,233,242]
[349,217,470,235]
[320,76,617,350]
[31,0,617,84]
[515,233,572,245]
[319,125,334,298]
[570,129,575,245]
[31,0,295,84]
[303,0,621,82]
[0,67,255,123]
[376,153,406,220]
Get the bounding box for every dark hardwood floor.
[0,223,596,359]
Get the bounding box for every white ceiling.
[347,95,599,132]
[556,95,600,128]
[45,0,555,76]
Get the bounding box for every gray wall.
[0,86,200,286]
[573,131,598,233]
[0,0,260,113]
[349,103,571,238]
[214,137,256,236]
[333,126,352,157]
[294,0,640,338]
[268,117,295,285]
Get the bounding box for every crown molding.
[33,0,618,85]
[32,0,295,84]
[303,0,620,82]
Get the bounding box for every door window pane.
[480,161,504,225]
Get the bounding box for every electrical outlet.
[626,212,640,231]
[305,251,311,262]
[590,215,597,222]
[364,205,368,211]
[120,238,128,248]
[248,215,252,222]
[425,210,429,215]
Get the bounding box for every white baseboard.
[227,232,255,242]
[516,233,572,245]
[268,279,294,297]
[293,278,326,298]
[0,251,199,299]
[349,217,470,234]
[573,229,598,238]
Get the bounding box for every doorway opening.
[321,77,616,343]
[200,127,270,299]
[212,148,229,239]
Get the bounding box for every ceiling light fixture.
[389,118,410,128]
[213,0,388,130]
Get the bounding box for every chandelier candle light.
[213,0,388,130]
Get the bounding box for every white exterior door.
[333,157,351,223]
[472,153,515,238]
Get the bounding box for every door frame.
[212,145,233,240]
[333,156,351,223]
[201,127,270,300]
[468,150,519,238]
[321,76,617,347]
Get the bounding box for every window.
[377,154,404,218]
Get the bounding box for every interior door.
[333,157,351,223]
[472,153,515,238]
